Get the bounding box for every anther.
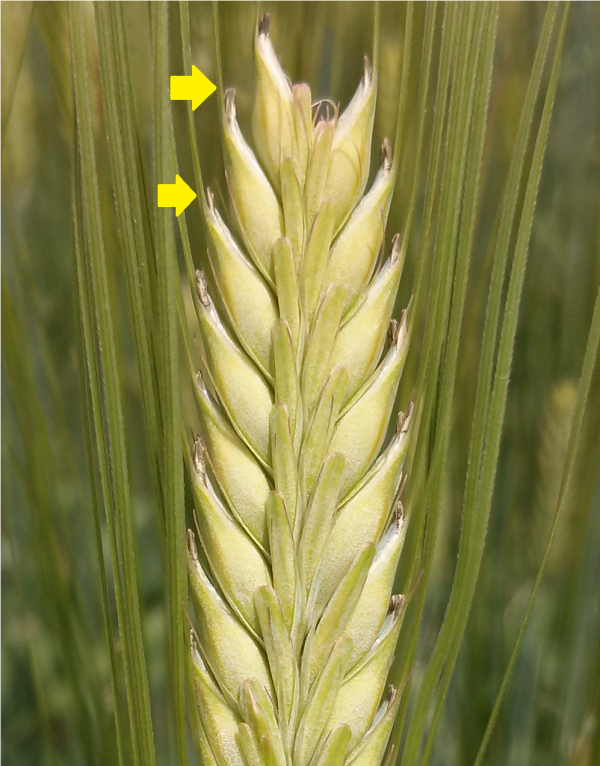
[390,233,401,265]
[393,498,404,529]
[362,56,372,88]
[388,319,399,348]
[258,13,271,37]
[187,529,199,559]
[206,187,215,213]
[193,435,206,479]
[396,404,412,435]
[390,594,405,618]
[195,270,210,307]
[380,138,393,173]
[224,88,237,124]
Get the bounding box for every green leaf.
[70,4,157,762]
[399,4,566,763]
[150,5,188,762]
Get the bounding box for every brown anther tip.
[195,371,210,398]
[195,270,210,307]
[386,685,398,705]
[397,406,412,436]
[390,233,401,264]
[193,435,206,477]
[224,88,237,122]
[394,499,404,527]
[362,56,372,87]
[397,405,412,435]
[388,319,399,347]
[186,529,198,559]
[390,594,405,618]
[380,138,393,172]
[259,13,271,37]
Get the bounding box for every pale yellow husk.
[188,15,412,766]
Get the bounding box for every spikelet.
[188,16,411,766]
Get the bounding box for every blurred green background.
[2,2,600,765]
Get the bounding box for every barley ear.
[189,16,412,766]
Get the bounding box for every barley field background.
[2,2,600,766]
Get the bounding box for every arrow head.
[191,65,216,110]
[175,175,197,216]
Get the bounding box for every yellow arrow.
[157,175,197,216]
[170,65,216,110]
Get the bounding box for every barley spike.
[189,17,411,766]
